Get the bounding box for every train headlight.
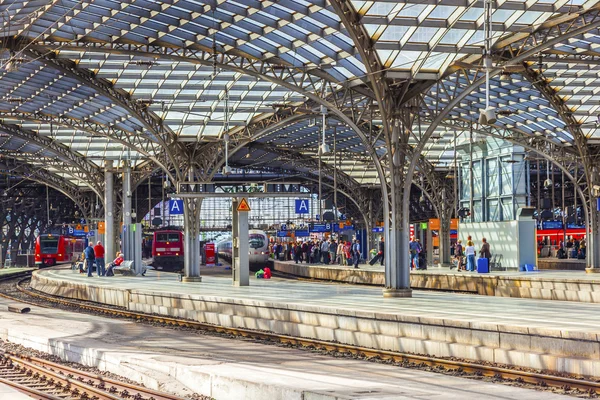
[58,254,62,256]
[176,252,179,256]
[157,253,161,256]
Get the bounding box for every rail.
[6,274,600,395]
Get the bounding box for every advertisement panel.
[205,243,216,266]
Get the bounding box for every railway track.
[5,274,600,397]
[0,350,186,400]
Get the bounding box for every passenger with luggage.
[369,236,385,266]
[464,240,476,272]
[479,238,491,260]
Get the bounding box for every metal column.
[232,198,239,281]
[123,162,132,226]
[234,198,249,286]
[182,168,202,282]
[104,160,115,260]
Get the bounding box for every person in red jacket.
[94,241,106,276]
[106,253,124,277]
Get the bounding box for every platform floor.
[0,292,572,399]
[37,269,600,336]
[276,259,594,280]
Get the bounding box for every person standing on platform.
[352,239,361,269]
[409,237,422,270]
[321,240,330,264]
[465,240,476,271]
[479,238,491,263]
[453,240,464,271]
[294,241,302,264]
[94,241,106,277]
[337,240,345,265]
[378,236,385,266]
[329,239,337,265]
[85,244,95,277]
[302,241,309,263]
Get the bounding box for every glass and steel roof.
[0,0,597,193]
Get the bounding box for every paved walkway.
[276,259,600,281]
[0,294,572,399]
[40,269,600,335]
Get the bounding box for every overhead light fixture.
[222,165,232,175]
[544,178,553,188]
[478,107,497,125]
[479,0,495,126]
[499,71,512,81]
[318,142,330,155]
[318,104,330,155]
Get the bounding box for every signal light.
[458,208,471,218]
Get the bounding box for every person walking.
[409,237,421,270]
[465,240,476,271]
[352,239,361,269]
[302,241,309,263]
[479,238,491,262]
[84,243,95,277]
[454,240,464,271]
[94,241,106,277]
[378,236,385,266]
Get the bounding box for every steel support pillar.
[383,122,412,298]
[104,160,115,261]
[439,221,452,267]
[587,208,600,271]
[232,198,239,281]
[122,162,132,226]
[182,169,202,282]
[234,198,249,287]
[439,188,452,267]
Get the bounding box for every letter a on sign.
[295,199,309,214]
[237,197,251,212]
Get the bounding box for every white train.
[216,229,270,269]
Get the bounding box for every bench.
[114,260,146,276]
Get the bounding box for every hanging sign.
[169,199,184,215]
[295,199,310,214]
[98,221,105,234]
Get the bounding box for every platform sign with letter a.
[169,199,184,215]
[295,199,309,214]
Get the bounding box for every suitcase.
[477,258,489,273]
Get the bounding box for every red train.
[35,234,86,267]
[152,229,184,272]
[537,227,586,245]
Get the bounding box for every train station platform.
[0,293,567,400]
[31,268,600,377]
[271,260,600,303]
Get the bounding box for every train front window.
[156,233,180,243]
[249,234,265,249]
[40,238,58,253]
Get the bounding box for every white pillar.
[123,162,132,226]
[235,198,249,286]
[104,160,115,260]
[182,168,202,282]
